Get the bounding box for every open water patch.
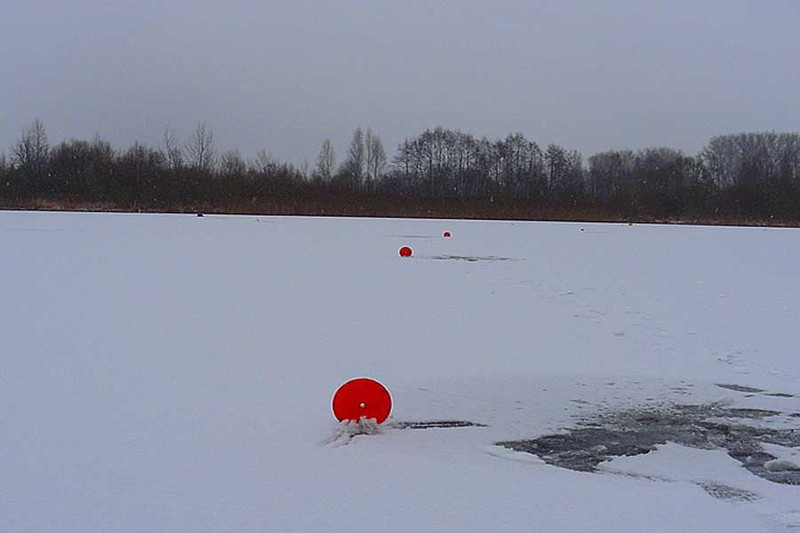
[497,403,800,485]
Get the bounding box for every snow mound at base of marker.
[324,418,385,446]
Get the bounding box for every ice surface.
[1,211,799,531]
[763,443,800,472]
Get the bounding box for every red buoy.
[443,231,452,238]
[332,377,393,424]
[398,246,413,257]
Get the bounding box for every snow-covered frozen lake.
[2,211,799,531]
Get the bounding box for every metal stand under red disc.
[332,378,393,424]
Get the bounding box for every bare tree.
[495,133,545,198]
[392,126,503,198]
[341,126,366,185]
[702,132,800,188]
[253,149,277,174]
[588,150,635,199]
[12,118,49,181]
[365,128,387,182]
[47,136,115,200]
[313,138,336,181]
[364,127,374,182]
[544,144,568,191]
[290,159,308,181]
[0,151,8,194]
[543,144,584,200]
[119,142,166,209]
[220,149,247,177]
[162,127,184,172]
[185,121,216,172]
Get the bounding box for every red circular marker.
[398,246,413,257]
[332,377,393,424]
[443,231,452,238]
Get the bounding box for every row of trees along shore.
[2,120,800,224]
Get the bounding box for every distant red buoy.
[332,377,393,424]
[399,246,413,257]
[443,231,452,238]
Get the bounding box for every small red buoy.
[443,231,452,238]
[332,377,393,424]
[398,246,413,257]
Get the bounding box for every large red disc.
[332,378,392,424]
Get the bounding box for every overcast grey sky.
[2,0,798,165]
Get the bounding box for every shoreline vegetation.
[2,198,795,228]
[3,121,799,227]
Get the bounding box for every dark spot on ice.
[766,392,796,398]
[392,420,487,429]
[715,383,765,393]
[429,255,520,263]
[727,408,781,418]
[497,403,800,485]
[695,482,760,502]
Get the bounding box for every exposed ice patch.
[765,459,800,472]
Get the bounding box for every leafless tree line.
[2,120,799,221]
[391,127,584,201]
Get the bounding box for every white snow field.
[2,211,799,532]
